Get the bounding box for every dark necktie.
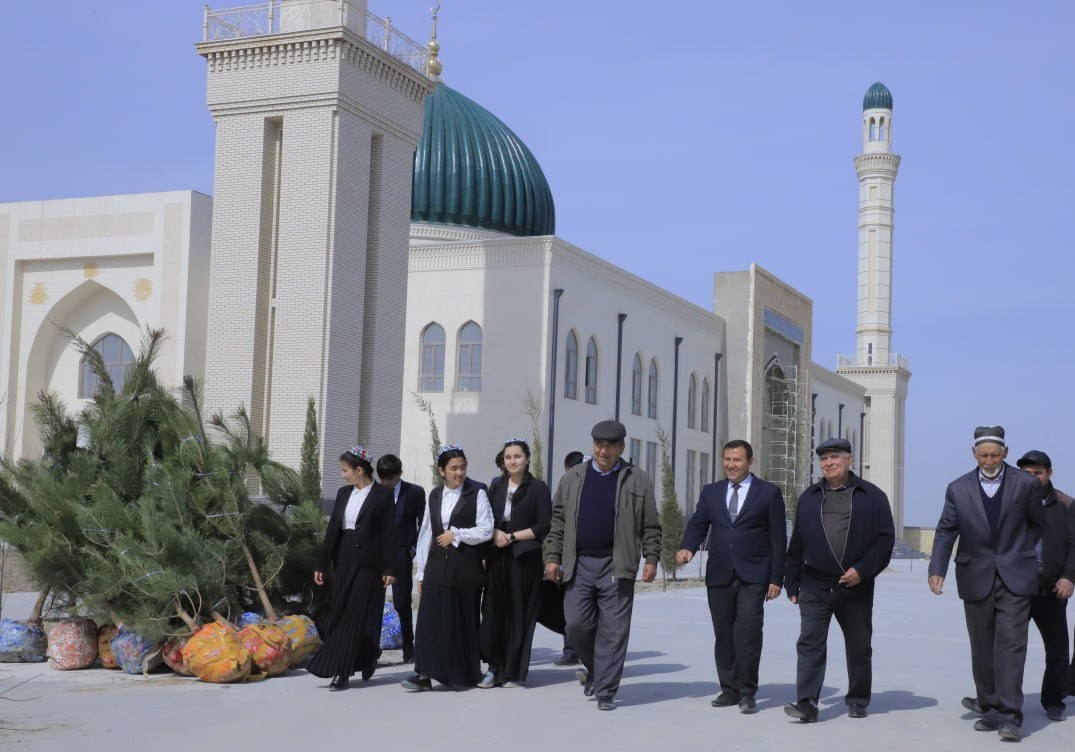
[728,483,741,520]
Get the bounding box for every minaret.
[197,1,434,494]
[855,82,899,365]
[838,82,910,538]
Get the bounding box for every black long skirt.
[414,582,483,688]
[480,549,544,682]
[306,531,385,679]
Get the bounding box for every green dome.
[412,84,555,237]
[863,82,893,111]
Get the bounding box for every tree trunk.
[27,587,50,625]
[241,541,278,621]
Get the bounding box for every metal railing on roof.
[203,2,429,75]
[836,353,910,370]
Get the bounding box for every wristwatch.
[509,533,516,543]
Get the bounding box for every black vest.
[422,482,486,587]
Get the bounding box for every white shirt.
[979,467,1004,499]
[415,484,493,582]
[343,484,373,530]
[726,474,753,507]
[392,480,402,505]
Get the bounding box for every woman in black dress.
[308,445,395,690]
[401,444,493,691]
[478,439,552,688]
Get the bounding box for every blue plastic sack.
[0,618,47,663]
[110,627,163,675]
[236,612,263,628]
[379,603,402,650]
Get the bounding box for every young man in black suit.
[377,454,426,664]
[677,439,786,714]
[785,437,895,723]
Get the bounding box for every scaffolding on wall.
[764,364,809,506]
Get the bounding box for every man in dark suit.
[376,453,426,664]
[677,439,786,713]
[1015,450,1075,722]
[784,437,895,723]
[929,426,1047,742]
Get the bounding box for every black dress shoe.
[401,674,433,692]
[711,691,740,707]
[997,723,1022,742]
[848,703,868,719]
[402,647,415,664]
[1045,705,1066,722]
[554,654,580,666]
[597,698,615,711]
[961,696,983,714]
[361,661,376,681]
[328,676,350,691]
[738,695,757,714]
[784,700,819,723]
[973,718,1001,732]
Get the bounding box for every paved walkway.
[1,561,1072,750]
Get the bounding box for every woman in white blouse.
[401,445,493,691]
[308,446,396,691]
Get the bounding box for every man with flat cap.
[1015,450,1075,722]
[929,427,1047,742]
[784,437,895,723]
[544,419,662,711]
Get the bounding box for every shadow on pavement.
[615,680,714,706]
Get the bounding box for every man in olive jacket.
[544,420,662,711]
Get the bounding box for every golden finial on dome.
[424,2,443,81]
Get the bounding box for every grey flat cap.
[591,420,627,443]
[816,437,853,455]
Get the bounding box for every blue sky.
[2,1,1073,525]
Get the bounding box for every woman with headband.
[401,444,493,691]
[478,438,552,688]
[308,445,396,690]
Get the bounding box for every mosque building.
[0,2,908,533]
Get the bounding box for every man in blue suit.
[677,439,787,714]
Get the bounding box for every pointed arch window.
[584,337,598,405]
[631,354,643,416]
[647,359,659,419]
[701,378,711,433]
[456,321,483,392]
[420,322,446,392]
[687,373,698,429]
[79,333,134,398]
[564,331,579,400]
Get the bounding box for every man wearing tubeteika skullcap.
[928,426,1047,742]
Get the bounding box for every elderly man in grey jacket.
[544,420,662,711]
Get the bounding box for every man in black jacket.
[928,426,1047,742]
[1015,450,1075,722]
[677,439,786,714]
[377,454,426,664]
[784,437,895,723]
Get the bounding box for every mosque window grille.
[701,378,711,433]
[419,322,446,392]
[631,354,643,416]
[584,337,599,405]
[456,321,483,392]
[647,359,659,419]
[79,333,134,398]
[564,331,579,400]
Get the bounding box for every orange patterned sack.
[239,623,292,676]
[162,636,193,676]
[47,618,98,670]
[274,615,320,664]
[182,622,252,683]
[97,625,119,669]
